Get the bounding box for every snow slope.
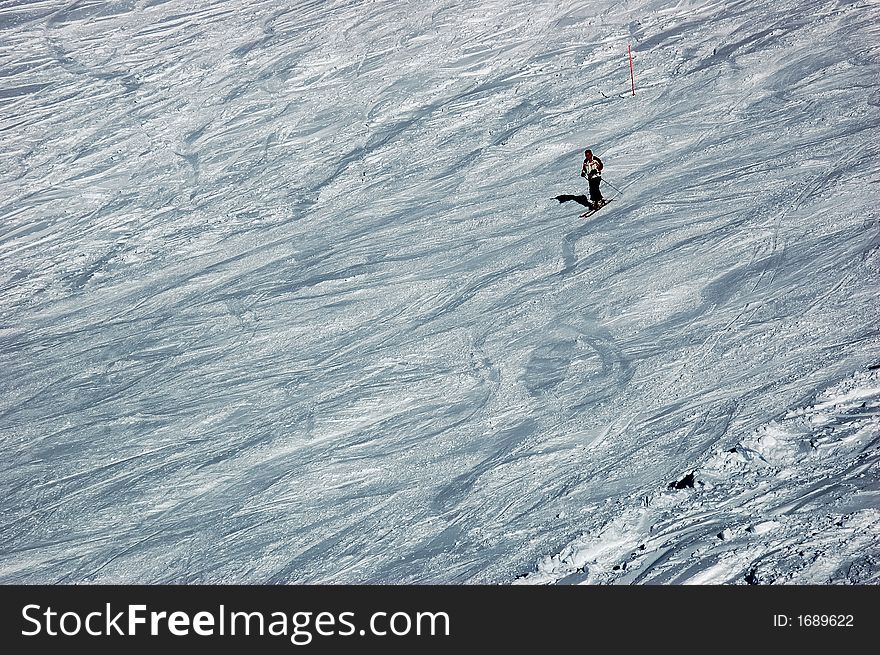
[1,0,878,584]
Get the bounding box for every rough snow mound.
[518,368,880,585]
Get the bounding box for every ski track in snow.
[0,0,878,584]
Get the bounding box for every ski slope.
[1,0,879,584]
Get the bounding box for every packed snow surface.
[1,0,879,584]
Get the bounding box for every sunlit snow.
[1,0,879,584]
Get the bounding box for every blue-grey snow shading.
[0,0,878,584]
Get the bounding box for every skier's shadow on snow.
[554,194,591,208]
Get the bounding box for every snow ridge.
[518,368,880,585]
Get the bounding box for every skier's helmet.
[585,149,592,157]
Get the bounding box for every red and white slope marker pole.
[628,43,635,96]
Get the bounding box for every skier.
[580,149,604,210]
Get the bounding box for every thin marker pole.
[628,44,635,96]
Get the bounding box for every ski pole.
[603,178,623,195]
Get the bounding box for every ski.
[579,198,614,218]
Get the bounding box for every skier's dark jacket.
[582,154,603,178]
